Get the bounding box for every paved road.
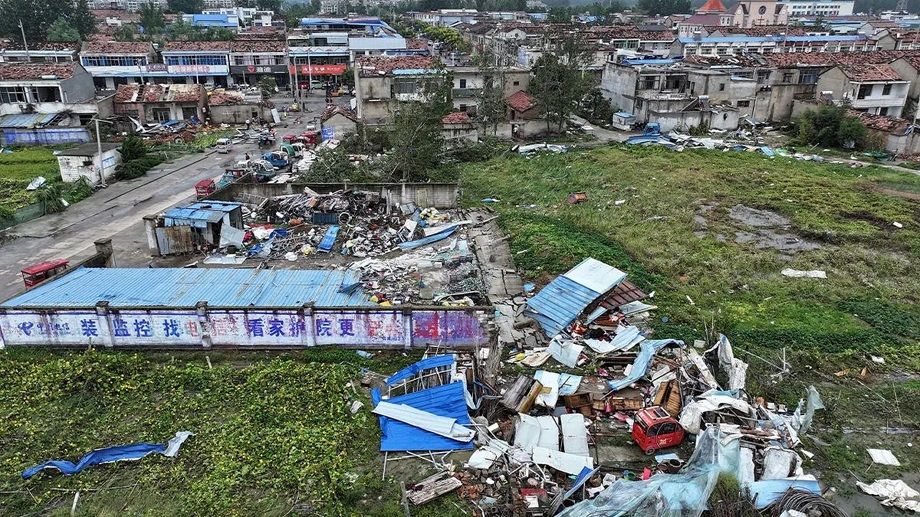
[0,93,339,301]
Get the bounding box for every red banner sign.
[288,64,348,76]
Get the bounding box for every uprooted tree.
[793,105,871,150]
[383,67,454,182]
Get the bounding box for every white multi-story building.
[91,0,166,11]
[203,0,235,8]
[780,0,854,17]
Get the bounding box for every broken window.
[151,107,171,122]
[857,84,873,99]
[882,84,892,95]
[0,86,27,103]
[393,78,417,95]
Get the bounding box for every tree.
[474,49,508,134]
[46,18,80,42]
[580,88,613,125]
[637,0,691,16]
[529,53,590,133]
[384,71,452,181]
[258,76,277,100]
[256,0,281,12]
[120,133,147,161]
[0,0,74,41]
[167,0,203,13]
[70,0,96,39]
[139,3,166,33]
[793,105,870,150]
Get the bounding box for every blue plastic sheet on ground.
[398,225,458,250]
[559,426,731,517]
[386,354,454,385]
[318,225,339,252]
[607,339,683,391]
[22,432,193,479]
[749,477,821,509]
[371,382,474,452]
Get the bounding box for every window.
[857,84,873,99]
[459,103,467,112]
[757,70,771,84]
[513,80,519,86]
[879,107,889,116]
[458,78,467,88]
[883,84,892,95]
[0,86,27,103]
[81,56,146,67]
[182,106,198,120]
[737,100,751,107]
[641,76,660,90]
[164,55,228,66]
[782,72,793,83]
[28,87,61,102]
[151,107,171,122]
[719,83,725,91]
[393,78,417,95]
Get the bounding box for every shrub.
[119,132,147,161]
[792,105,870,150]
[115,155,164,181]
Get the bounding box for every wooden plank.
[407,472,462,505]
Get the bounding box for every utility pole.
[18,20,29,61]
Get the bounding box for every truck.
[262,151,290,170]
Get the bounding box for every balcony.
[452,87,483,98]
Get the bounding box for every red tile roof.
[92,9,140,22]
[320,104,358,123]
[208,90,245,106]
[0,63,76,81]
[114,83,139,102]
[441,111,471,124]
[838,63,902,81]
[848,109,913,134]
[115,83,203,103]
[406,38,429,50]
[230,40,286,53]
[82,40,154,54]
[720,25,807,37]
[506,90,536,112]
[356,55,437,76]
[162,40,231,52]
[765,50,920,68]
[0,41,79,51]
[697,0,726,13]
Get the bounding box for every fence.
[0,305,491,350]
[0,202,45,231]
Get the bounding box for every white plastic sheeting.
[790,385,824,435]
[678,391,756,434]
[532,446,594,475]
[560,413,590,457]
[466,439,511,469]
[716,334,748,390]
[584,325,645,354]
[372,401,475,442]
[762,447,799,480]
[534,370,560,408]
[548,336,583,368]
[857,479,920,513]
[514,414,559,453]
[867,448,901,466]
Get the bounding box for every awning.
[0,113,60,129]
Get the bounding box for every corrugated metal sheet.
[0,113,59,129]
[371,382,474,452]
[525,258,626,337]
[164,202,241,228]
[387,354,454,385]
[1,267,372,308]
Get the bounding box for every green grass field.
[0,148,60,214]
[2,145,918,514]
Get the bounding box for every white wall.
[57,149,122,184]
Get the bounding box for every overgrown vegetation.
[0,349,438,516]
[792,105,873,150]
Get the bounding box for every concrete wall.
[209,103,273,124]
[356,74,394,124]
[0,305,490,349]
[890,58,920,105]
[320,113,357,138]
[207,181,460,209]
[600,63,638,113]
[57,148,122,184]
[652,109,741,132]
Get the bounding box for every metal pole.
[307,53,313,96]
[18,20,29,61]
[95,118,107,188]
[294,54,300,98]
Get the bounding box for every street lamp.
[90,117,116,188]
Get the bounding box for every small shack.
[145,201,244,256]
[55,143,122,185]
[207,90,274,124]
[115,83,207,123]
[441,111,478,144]
[319,105,358,139]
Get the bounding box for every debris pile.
[364,256,850,516]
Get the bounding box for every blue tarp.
[318,225,339,253]
[22,432,192,479]
[749,478,822,509]
[398,225,457,250]
[608,339,683,391]
[371,382,474,452]
[386,355,454,385]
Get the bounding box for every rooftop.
[162,40,232,52]
[848,109,914,134]
[1,267,372,308]
[81,40,154,54]
[356,55,437,76]
[0,63,76,81]
[506,90,537,112]
[320,104,358,123]
[57,143,120,157]
[838,63,903,81]
[115,83,204,103]
[441,111,472,124]
[230,40,286,53]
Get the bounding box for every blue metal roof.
[164,201,241,228]
[679,34,866,43]
[2,267,372,308]
[0,113,59,129]
[623,58,681,65]
[387,355,454,385]
[371,382,473,452]
[526,258,627,337]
